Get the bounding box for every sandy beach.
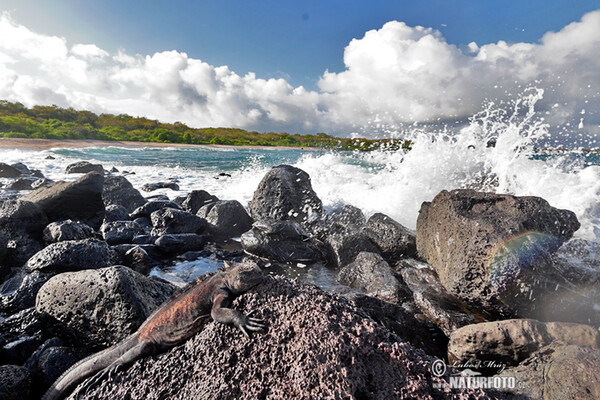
[0,138,319,151]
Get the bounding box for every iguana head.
[224,261,264,294]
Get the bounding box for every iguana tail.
[42,333,141,400]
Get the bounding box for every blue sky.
[4,0,599,89]
[0,1,599,138]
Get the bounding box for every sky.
[0,0,599,139]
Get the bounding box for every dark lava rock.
[365,213,417,262]
[103,204,130,223]
[448,318,600,366]
[130,200,181,219]
[398,259,482,336]
[0,308,42,350]
[110,166,119,173]
[6,176,38,191]
[337,252,405,303]
[0,233,6,266]
[150,207,206,236]
[0,200,47,267]
[0,270,53,313]
[37,346,87,388]
[24,239,113,273]
[309,203,366,240]
[102,175,146,213]
[22,172,105,229]
[65,161,104,174]
[43,220,95,243]
[141,182,180,192]
[198,200,253,239]
[31,178,54,189]
[241,219,327,265]
[35,266,177,348]
[248,165,323,227]
[122,246,157,275]
[100,221,145,245]
[497,343,600,400]
[0,365,31,400]
[154,234,205,255]
[1,335,42,365]
[23,336,63,372]
[0,163,23,178]
[326,230,379,268]
[178,190,219,214]
[73,276,500,400]
[416,189,580,317]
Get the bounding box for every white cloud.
[0,10,599,139]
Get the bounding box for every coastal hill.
[0,100,410,151]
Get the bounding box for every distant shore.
[0,138,322,151]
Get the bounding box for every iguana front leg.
[211,291,265,337]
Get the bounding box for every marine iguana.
[42,261,265,400]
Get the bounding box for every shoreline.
[0,138,324,151]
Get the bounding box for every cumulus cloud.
[0,11,599,139]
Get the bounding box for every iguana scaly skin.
[42,261,265,400]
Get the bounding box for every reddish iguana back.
[42,261,265,400]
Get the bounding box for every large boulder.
[102,175,146,212]
[178,190,219,214]
[416,189,580,316]
[310,204,366,239]
[241,220,327,265]
[72,276,500,400]
[43,220,95,243]
[0,163,23,178]
[448,318,600,366]
[365,213,417,262]
[141,182,179,192]
[24,239,114,273]
[326,231,379,268]
[198,200,253,239]
[0,200,47,267]
[150,208,206,236]
[103,204,130,223]
[337,252,405,303]
[248,165,323,227]
[35,266,177,348]
[22,172,105,229]
[65,161,104,174]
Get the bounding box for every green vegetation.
[0,100,411,151]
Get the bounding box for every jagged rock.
[100,221,145,245]
[0,365,31,399]
[35,266,177,348]
[0,270,53,313]
[103,204,130,223]
[6,176,38,190]
[497,343,600,400]
[102,175,146,212]
[65,161,104,174]
[365,213,417,262]
[110,166,119,173]
[416,189,580,317]
[198,200,253,239]
[22,172,105,229]
[73,276,500,400]
[326,231,379,268]
[24,239,113,273]
[448,318,600,366]
[178,190,219,214]
[398,259,482,336]
[130,200,181,219]
[150,208,206,236]
[141,182,180,192]
[241,220,327,265]
[0,200,47,267]
[43,220,95,243]
[309,204,366,239]
[248,165,323,227]
[154,234,205,254]
[0,163,23,178]
[337,252,405,303]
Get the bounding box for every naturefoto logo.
[430,359,517,390]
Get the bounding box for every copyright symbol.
[431,359,447,377]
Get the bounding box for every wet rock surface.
[416,189,580,317]
[0,270,53,313]
[248,164,323,227]
[24,238,113,273]
[35,266,177,348]
[326,230,379,268]
[365,213,417,262]
[75,276,501,400]
[22,172,105,229]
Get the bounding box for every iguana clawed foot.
[236,310,266,337]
